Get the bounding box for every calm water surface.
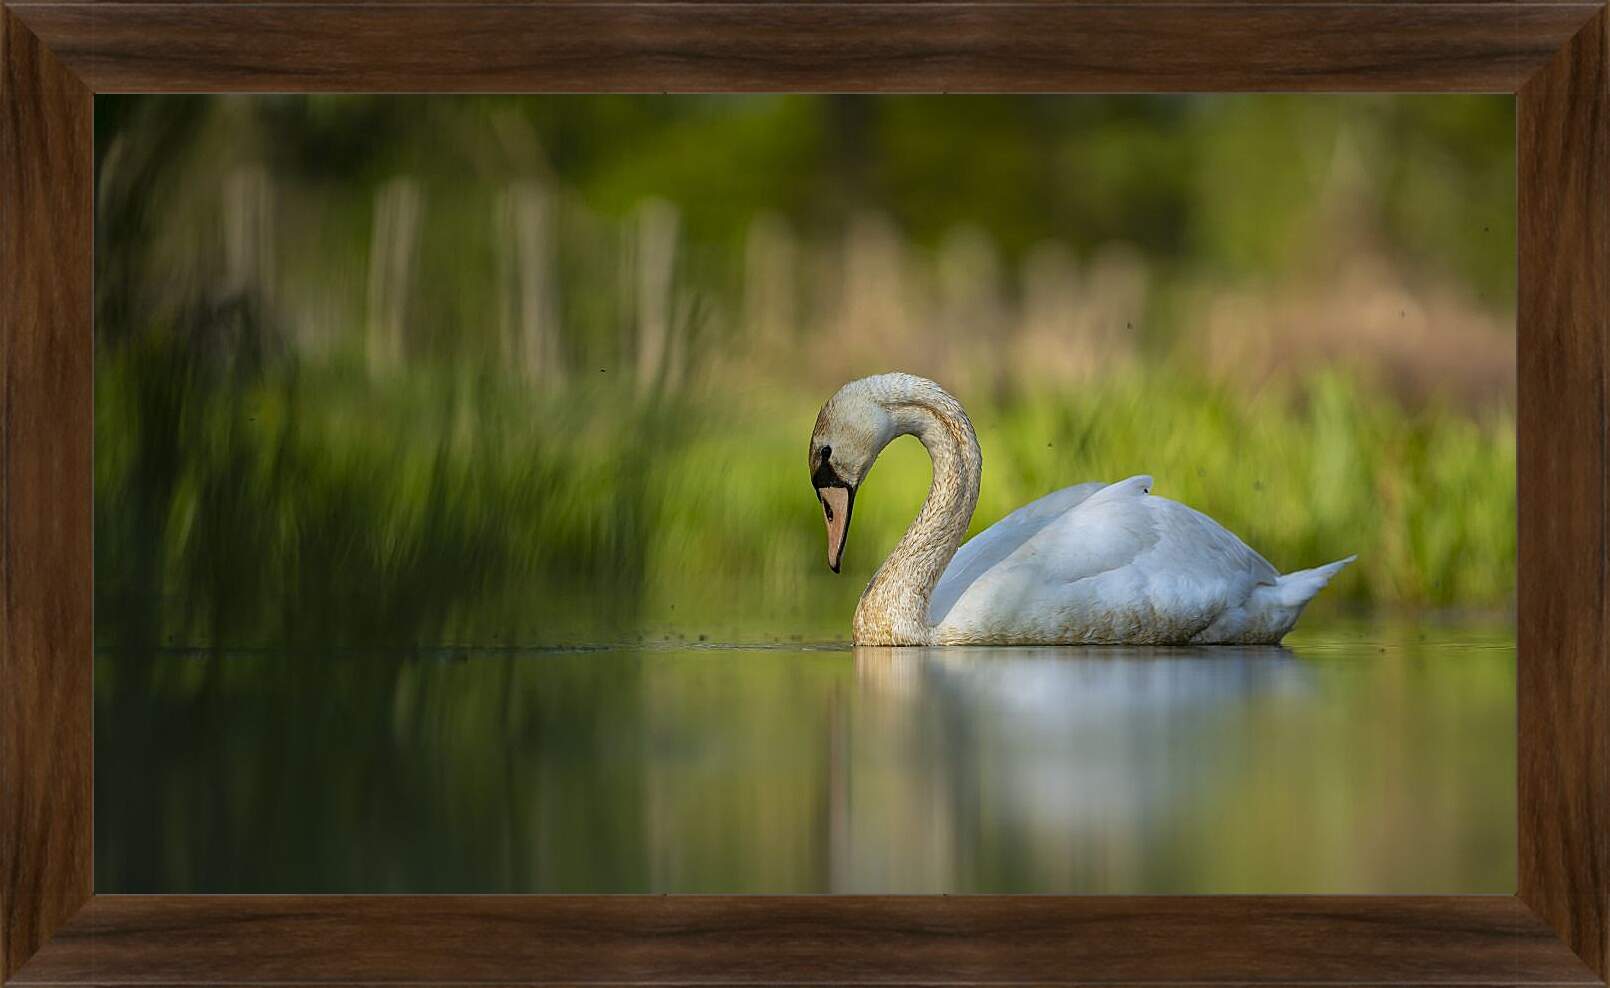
[96,619,1514,893]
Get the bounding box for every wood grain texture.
[7,0,1599,7]
[6,3,1597,93]
[1519,8,1610,980]
[0,0,1603,984]
[0,6,94,984]
[8,895,1604,985]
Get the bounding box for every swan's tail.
[1274,555,1357,608]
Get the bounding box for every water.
[95,619,1514,893]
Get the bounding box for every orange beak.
[816,485,855,572]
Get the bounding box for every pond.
[95,618,1514,893]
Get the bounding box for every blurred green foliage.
[93,95,1517,653]
[95,95,1515,347]
[95,337,1513,654]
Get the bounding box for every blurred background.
[94,95,1516,894]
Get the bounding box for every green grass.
[94,336,1515,652]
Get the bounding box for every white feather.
[929,475,1338,644]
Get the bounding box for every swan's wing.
[1032,475,1278,589]
[1137,491,1281,590]
[934,475,1280,640]
[930,480,1105,623]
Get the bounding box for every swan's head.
[809,378,899,572]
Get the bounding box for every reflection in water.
[842,645,1307,891]
[95,626,1515,893]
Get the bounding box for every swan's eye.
[819,444,831,464]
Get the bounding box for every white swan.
[809,373,1355,646]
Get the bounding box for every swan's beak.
[816,484,855,573]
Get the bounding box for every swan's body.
[809,373,1354,646]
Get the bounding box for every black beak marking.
[812,455,845,491]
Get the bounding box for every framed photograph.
[2,3,1606,985]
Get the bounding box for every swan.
[808,372,1355,646]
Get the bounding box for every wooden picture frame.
[1,3,1605,984]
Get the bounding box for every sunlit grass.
[94,335,1514,651]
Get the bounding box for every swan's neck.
[853,390,981,646]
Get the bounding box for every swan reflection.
[836,644,1313,891]
[854,643,1307,708]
